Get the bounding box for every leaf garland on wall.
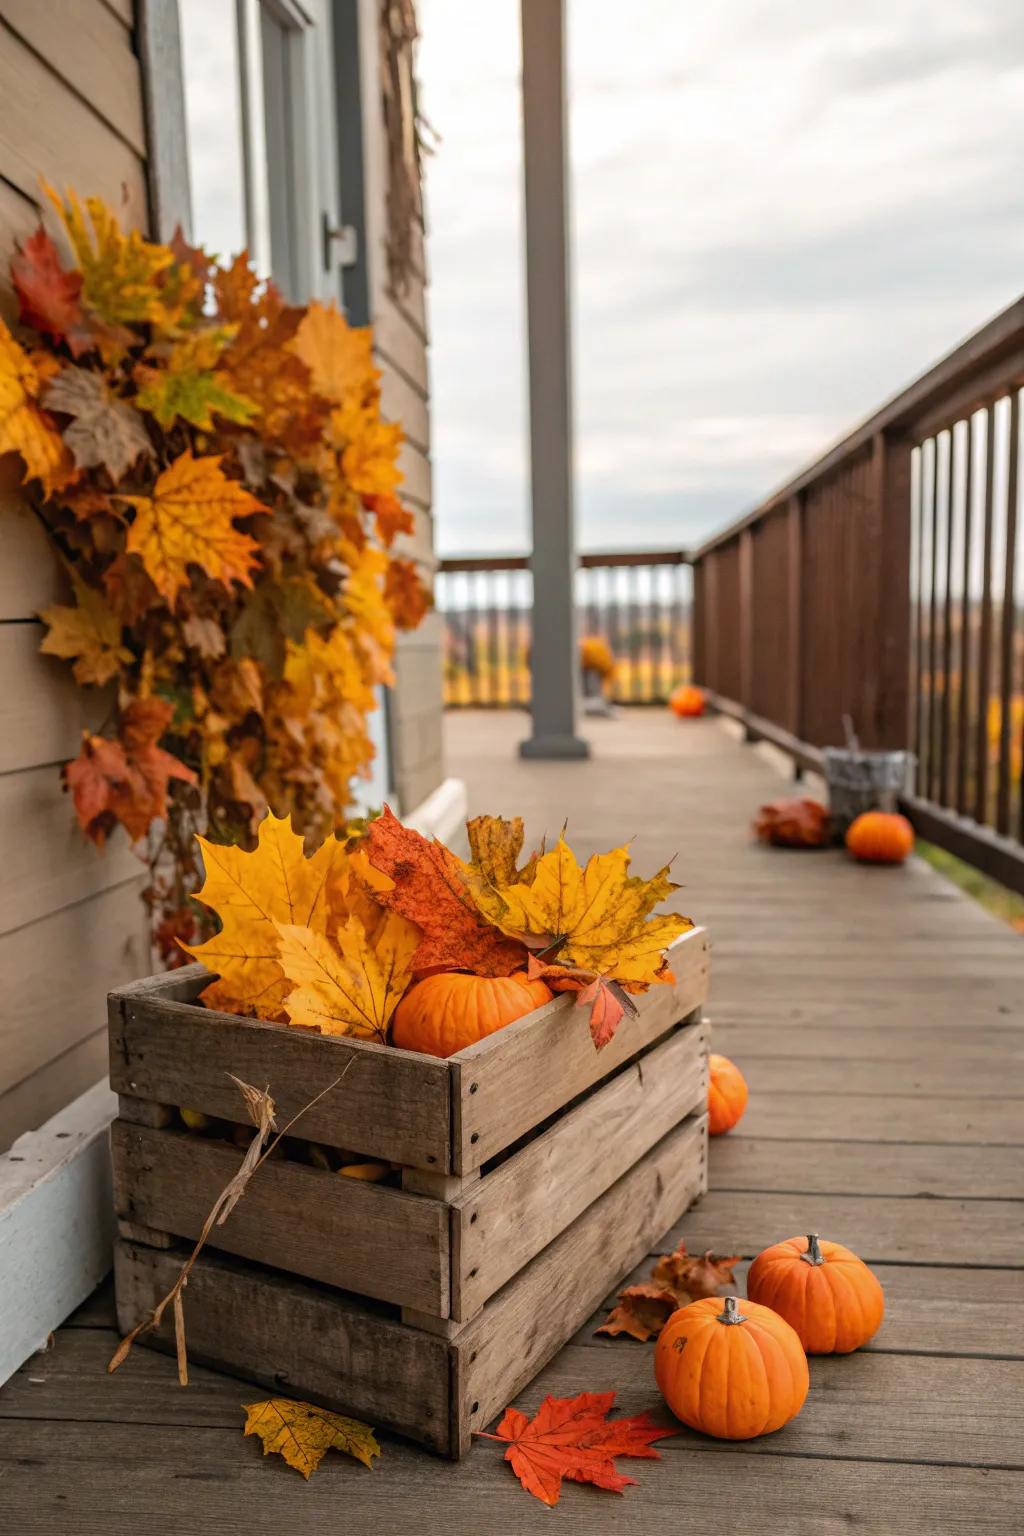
[1,186,431,955]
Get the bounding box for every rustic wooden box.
[109,927,709,1456]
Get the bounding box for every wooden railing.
[690,293,1024,894]
[437,551,691,706]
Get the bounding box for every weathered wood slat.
[735,1093,1024,1145]
[108,984,454,1171]
[529,1344,1024,1469]
[581,1259,1024,1360]
[712,1021,1024,1062]
[2,1414,1021,1534]
[113,1241,453,1453]
[455,1118,706,1454]
[452,1025,708,1317]
[721,1054,1024,1098]
[452,927,709,1171]
[710,1136,1024,1199]
[668,1188,1022,1266]
[110,1122,450,1315]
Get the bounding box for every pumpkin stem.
[716,1296,747,1326]
[800,1233,824,1266]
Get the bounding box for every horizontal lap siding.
[0,0,149,1150]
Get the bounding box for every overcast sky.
[416,0,1024,556]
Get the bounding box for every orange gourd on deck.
[845,811,914,864]
[747,1232,885,1353]
[391,971,553,1058]
[655,1295,809,1439]
[669,684,706,718]
[707,1053,748,1135]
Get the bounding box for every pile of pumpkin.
[654,1050,883,1438]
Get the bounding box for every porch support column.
[518,0,589,759]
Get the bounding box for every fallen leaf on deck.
[243,1398,380,1478]
[596,1241,741,1341]
[476,1390,675,1506]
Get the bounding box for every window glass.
[178,0,271,273]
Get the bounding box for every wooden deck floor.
[2,710,1022,1532]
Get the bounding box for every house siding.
[0,0,150,1150]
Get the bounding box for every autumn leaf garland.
[0,186,432,954]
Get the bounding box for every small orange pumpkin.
[707,1053,748,1135]
[655,1294,809,1439]
[747,1232,885,1353]
[669,684,706,718]
[391,971,553,1058]
[845,811,914,864]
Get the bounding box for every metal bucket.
[823,748,916,836]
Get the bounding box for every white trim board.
[0,1079,116,1386]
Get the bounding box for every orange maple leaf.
[384,556,431,630]
[476,1391,675,1506]
[362,805,528,977]
[121,450,267,604]
[363,491,414,547]
[65,697,196,845]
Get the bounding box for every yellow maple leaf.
[44,183,180,330]
[121,450,267,605]
[331,401,403,499]
[288,299,378,406]
[39,576,132,685]
[276,910,418,1041]
[0,318,69,491]
[183,810,345,1019]
[243,1398,380,1478]
[474,836,693,990]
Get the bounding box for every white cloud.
[417,0,1024,555]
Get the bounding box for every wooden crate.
[109,927,709,1456]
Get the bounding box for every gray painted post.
[518,0,589,759]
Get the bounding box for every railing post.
[691,559,704,685]
[874,430,913,750]
[518,0,588,760]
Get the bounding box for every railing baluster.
[940,429,957,806]
[974,406,997,827]
[956,415,975,815]
[926,436,942,802]
[997,389,1020,834]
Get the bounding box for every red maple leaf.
[64,698,197,845]
[362,805,527,977]
[525,954,638,1049]
[11,228,90,355]
[476,1391,676,1506]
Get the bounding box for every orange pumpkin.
[391,971,553,1058]
[707,1053,748,1135]
[669,684,706,718]
[655,1295,809,1439]
[845,811,914,864]
[747,1232,885,1353]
